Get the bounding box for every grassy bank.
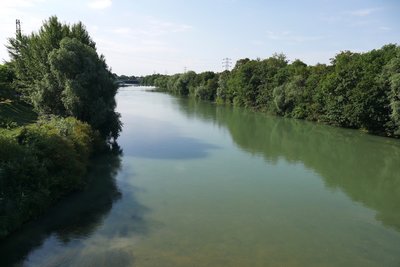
[0,100,37,128]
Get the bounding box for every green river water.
[1,87,400,266]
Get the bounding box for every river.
[1,87,400,266]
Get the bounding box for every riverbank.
[0,16,121,240]
[0,116,100,239]
[141,44,400,138]
[0,73,103,241]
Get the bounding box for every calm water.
[1,87,400,266]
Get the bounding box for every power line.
[222,57,232,71]
[16,19,21,36]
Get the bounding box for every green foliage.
[216,71,230,103]
[145,71,220,101]
[0,101,37,128]
[321,46,398,133]
[0,16,123,239]
[140,74,165,86]
[7,16,121,140]
[193,72,218,101]
[0,117,96,238]
[0,63,37,128]
[384,47,400,135]
[143,44,400,137]
[0,64,16,100]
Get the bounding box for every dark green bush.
[0,117,95,238]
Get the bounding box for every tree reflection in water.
[0,146,149,266]
[176,97,400,233]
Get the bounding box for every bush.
[0,117,96,238]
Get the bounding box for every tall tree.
[7,16,121,139]
[385,47,400,135]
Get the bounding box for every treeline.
[0,17,121,238]
[113,74,140,86]
[142,44,400,137]
[141,71,219,101]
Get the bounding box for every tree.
[216,71,231,103]
[0,64,16,100]
[7,16,121,140]
[175,71,196,95]
[322,51,363,127]
[385,47,400,135]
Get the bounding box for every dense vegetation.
[142,44,400,137]
[0,64,16,101]
[0,117,97,238]
[8,16,121,140]
[0,17,121,238]
[1,63,37,128]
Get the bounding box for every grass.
[0,99,37,127]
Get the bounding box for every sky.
[0,0,399,76]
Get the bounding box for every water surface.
[1,87,400,266]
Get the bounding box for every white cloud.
[250,40,264,46]
[88,0,112,9]
[320,14,342,24]
[266,31,325,43]
[113,27,131,35]
[96,16,193,74]
[146,18,193,36]
[348,8,381,17]
[378,26,391,32]
[110,17,193,38]
[96,37,174,54]
[321,7,383,24]
[0,0,46,9]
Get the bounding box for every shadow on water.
[0,147,149,267]
[126,135,218,159]
[175,97,400,233]
[120,116,219,160]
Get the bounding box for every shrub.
[0,117,96,238]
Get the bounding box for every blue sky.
[0,0,399,75]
